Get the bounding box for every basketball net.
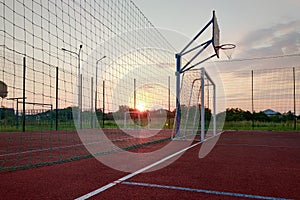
[222,47,235,60]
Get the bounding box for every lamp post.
[95,56,106,127]
[62,45,83,129]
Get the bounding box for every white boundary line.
[74,132,223,200]
[74,141,203,200]
[0,135,164,157]
[0,141,100,157]
[121,181,291,200]
[218,143,300,149]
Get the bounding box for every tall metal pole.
[61,45,82,129]
[50,105,53,130]
[168,76,171,128]
[251,70,254,130]
[78,45,82,129]
[95,65,98,113]
[200,68,205,141]
[293,67,296,130]
[79,74,82,128]
[102,80,105,128]
[213,83,216,136]
[16,99,19,129]
[22,57,26,132]
[95,56,106,127]
[56,67,59,131]
[175,54,181,136]
[91,77,93,128]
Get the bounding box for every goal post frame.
[173,67,216,141]
[200,68,217,139]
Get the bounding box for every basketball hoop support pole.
[179,18,213,55]
[175,53,181,136]
[200,68,205,141]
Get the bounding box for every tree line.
[225,108,299,122]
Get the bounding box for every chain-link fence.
[221,66,299,130]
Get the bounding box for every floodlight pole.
[61,45,83,129]
[95,56,106,127]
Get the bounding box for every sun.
[137,103,145,112]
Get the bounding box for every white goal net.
[172,68,216,141]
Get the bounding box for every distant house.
[263,109,279,116]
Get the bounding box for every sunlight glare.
[137,103,145,112]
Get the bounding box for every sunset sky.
[134,0,300,66]
[134,0,300,114]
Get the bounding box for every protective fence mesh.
[221,66,299,130]
[0,0,176,171]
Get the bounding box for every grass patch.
[224,120,300,131]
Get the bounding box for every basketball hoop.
[216,44,236,60]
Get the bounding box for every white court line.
[74,133,223,200]
[74,141,203,200]
[0,136,154,157]
[218,143,300,149]
[121,182,291,200]
[0,141,100,157]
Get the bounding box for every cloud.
[211,20,300,72]
[237,20,300,57]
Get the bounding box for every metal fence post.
[102,80,105,128]
[251,70,254,130]
[293,67,296,130]
[91,77,93,128]
[56,67,59,131]
[22,57,26,132]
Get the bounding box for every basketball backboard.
[212,10,220,58]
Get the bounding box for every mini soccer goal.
[172,68,216,141]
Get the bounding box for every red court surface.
[0,131,299,200]
[0,129,171,170]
